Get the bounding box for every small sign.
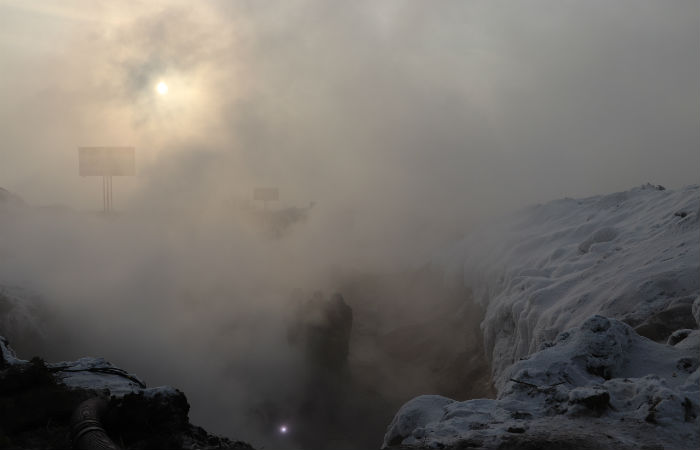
[79,147,135,176]
[253,187,279,201]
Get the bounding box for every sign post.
[78,147,135,212]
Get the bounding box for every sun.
[156,81,168,95]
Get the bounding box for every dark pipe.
[70,397,121,450]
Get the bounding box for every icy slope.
[385,184,699,449]
[433,183,699,386]
[385,316,699,449]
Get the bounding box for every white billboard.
[78,147,135,176]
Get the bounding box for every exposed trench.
[263,267,495,450]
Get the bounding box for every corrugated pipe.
[70,397,120,450]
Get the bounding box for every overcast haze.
[2,1,698,231]
[0,1,698,448]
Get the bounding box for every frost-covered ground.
[385,184,699,449]
[0,333,179,400]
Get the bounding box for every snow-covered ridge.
[433,183,699,385]
[385,184,699,448]
[385,316,699,449]
[0,335,175,398]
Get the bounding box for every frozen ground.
[1,334,176,398]
[385,184,699,449]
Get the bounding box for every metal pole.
[102,176,106,212]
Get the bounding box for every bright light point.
[156,81,168,95]
[279,425,288,434]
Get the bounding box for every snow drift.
[385,184,699,449]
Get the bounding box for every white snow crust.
[0,335,26,366]
[1,335,177,398]
[434,184,698,382]
[385,185,699,449]
[48,356,178,398]
[47,356,150,396]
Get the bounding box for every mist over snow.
[0,1,698,449]
[432,184,700,386]
[386,184,700,449]
[1,1,698,234]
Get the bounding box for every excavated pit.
[270,268,495,450]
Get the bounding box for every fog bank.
[0,1,698,448]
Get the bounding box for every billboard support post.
[101,175,113,212]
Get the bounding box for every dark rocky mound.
[0,337,255,450]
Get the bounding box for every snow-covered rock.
[0,335,253,449]
[384,316,699,449]
[386,185,700,449]
[384,395,456,447]
[0,335,25,367]
[1,333,175,397]
[433,184,699,383]
[47,356,151,396]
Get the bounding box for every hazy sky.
[1,0,698,247]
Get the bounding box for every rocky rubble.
[0,336,255,450]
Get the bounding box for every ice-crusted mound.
[501,315,633,391]
[0,336,254,450]
[384,395,456,446]
[385,185,699,449]
[384,316,699,449]
[433,184,699,382]
[1,334,155,397]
